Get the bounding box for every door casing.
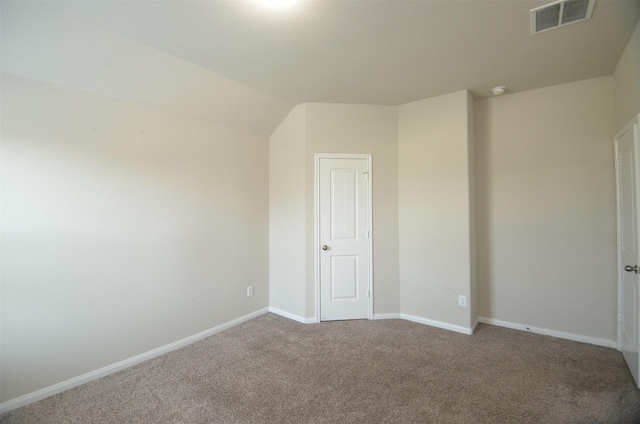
[315,153,373,323]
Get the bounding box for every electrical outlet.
[247,285,253,297]
[458,295,467,308]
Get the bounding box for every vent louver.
[531,0,595,35]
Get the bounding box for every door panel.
[319,157,370,321]
[331,256,358,299]
[331,169,358,240]
[616,121,640,387]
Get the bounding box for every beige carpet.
[2,313,639,423]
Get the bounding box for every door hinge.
[367,289,370,298]
[615,159,619,170]
[363,171,369,180]
[367,230,371,239]
[619,312,623,323]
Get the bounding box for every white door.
[615,116,640,388]
[318,156,371,321]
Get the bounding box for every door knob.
[322,245,328,250]
[624,265,638,273]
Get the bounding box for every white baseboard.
[3,309,615,414]
[0,307,269,414]
[373,313,401,320]
[268,306,316,324]
[401,313,474,335]
[478,316,617,348]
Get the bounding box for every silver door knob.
[322,245,328,250]
[625,265,638,273]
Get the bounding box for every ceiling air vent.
[530,0,595,35]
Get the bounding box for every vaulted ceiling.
[2,0,639,135]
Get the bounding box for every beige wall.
[269,105,307,318]
[475,76,616,342]
[1,74,270,402]
[304,104,400,318]
[398,90,475,330]
[613,20,640,132]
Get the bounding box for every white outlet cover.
[458,295,467,307]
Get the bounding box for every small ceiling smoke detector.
[491,86,507,96]
[531,0,595,35]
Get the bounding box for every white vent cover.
[530,0,595,35]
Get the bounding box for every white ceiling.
[49,0,640,104]
[2,1,639,136]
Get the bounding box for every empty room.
[2,0,640,422]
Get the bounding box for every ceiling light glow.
[255,0,298,8]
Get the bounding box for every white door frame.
[615,113,640,355]
[314,153,373,323]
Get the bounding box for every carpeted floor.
[2,313,639,423]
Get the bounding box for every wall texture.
[613,20,640,132]
[475,76,616,343]
[398,90,475,330]
[1,74,270,402]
